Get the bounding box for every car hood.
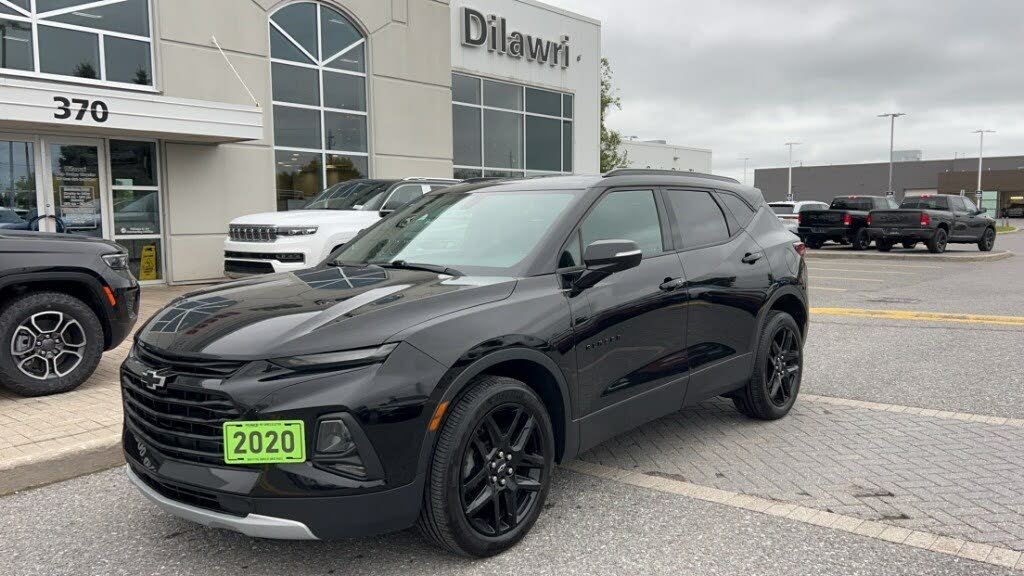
[137,265,517,360]
[0,230,122,253]
[231,210,380,229]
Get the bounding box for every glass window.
[382,184,424,211]
[452,73,480,105]
[665,190,730,248]
[0,19,33,71]
[323,72,366,111]
[0,140,36,231]
[484,170,524,179]
[332,191,576,275]
[272,63,319,106]
[558,231,581,269]
[38,25,99,78]
[110,140,155,187]
[771,203,795,214]
[483,80,523,110]
[271,1,369,210]
[112,189,159,235]
[104,36,152,85]
[582,190,663,257]
[563,121,573,173]
[303,180,390,210]
[526,116,561,172]
[454,168,482,180]
[563,94,573,119]
[275,150,323,211]
[526,88,561,116]
[453,106,482,167]
[830,197,873,210]
[900,196,949,210]
[718,192,755,227]
[48,0,149,36]
[116,238,162,281]
[484,110,523,169]
[963,197,979,212]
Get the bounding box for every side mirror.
[977,208,987,215]
[378,209,395,218]
[572,239,642,292]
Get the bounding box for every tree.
[600,57,629,172]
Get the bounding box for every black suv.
[0,230,139,396]
[123,171,808,557]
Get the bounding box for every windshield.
[770,203,795,215]
[901,197,949,210]
[830,198,873,210]
[302,181,394,211]
[332,190,577,276]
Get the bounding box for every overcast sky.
[549,0,1024,183]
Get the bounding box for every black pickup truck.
[867,194,996,253]
[798,195,899,250]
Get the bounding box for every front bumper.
[103,274,140,350]
[223,238,321,277]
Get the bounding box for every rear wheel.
[978,227,995,252]
[0,292,104,397]
[851,228,870,250]
[418,375,554,557]
[876,240,893,252]
[927,228,948,254]
[902,241,918,249]
[732,311,803,420]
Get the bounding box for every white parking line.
[810,286,847,291]
[812,276,886,283]
[809,267,918,276]
[808,262,945,270]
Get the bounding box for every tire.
[0,291,104,397]
[876,240,893,252]
[902,242,918,250]
[732,311,803,420]
[927,228,948,254]
[418,375,555,557]
[806,238,824,249]
[851,228,870,250]
[978,227,996,252]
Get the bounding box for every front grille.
[134,466,243,516]
[224,260,275,275]
[229,224,277,243]
[224,251,304,263]
[122,349,245,466]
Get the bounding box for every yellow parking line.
[811,307,1024,326]
[808,262,944,270]
[812,276,886,283]
[810,267,918,276]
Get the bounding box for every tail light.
[793,241,806,257]
[797,213,802,225]
[842,213,852,226]
[866,214,872,226]
[920,212,930,226]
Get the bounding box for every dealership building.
[754,155,1024,209]
[621,139,712,173]
[0,0,600,284]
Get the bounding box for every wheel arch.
[0,272,112,348]
[756,286,809,341]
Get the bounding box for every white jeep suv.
[224,178,458,277]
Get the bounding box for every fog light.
[316,419,355,455]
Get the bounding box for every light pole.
[973,129,995,193]
[785,143,800,201]
[878,113,905,196]
[739,157,750,185]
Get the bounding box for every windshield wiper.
[371,260,463,277]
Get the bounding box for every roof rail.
[603,168,740,184]
[401,176,461,183]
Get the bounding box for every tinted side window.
[383,184,425,210]
[948,196,965,212]
[581,190,663,257]
[558,230,582,269]
[717,192,755,228]
[665,190,730,248]
[962,197,979,212]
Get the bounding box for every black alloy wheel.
[763,325,801,408]
[418,375,554,557]
[927,228,948,254]
[732,311,803,420]
[851,228,870,250]
[459,404,545,537]
[978,227,995,252]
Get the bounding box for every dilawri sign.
[461,7,570,68]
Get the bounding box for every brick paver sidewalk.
[580,396,1024,551]
[0,286,191,493]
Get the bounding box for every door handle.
[660,277,686,291]
[741,252,763,264]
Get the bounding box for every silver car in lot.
[770,201,829,234]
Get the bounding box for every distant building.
[892,150,923,162]
[754,155,1024,212]
[620,139,712,173]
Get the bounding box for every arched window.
[269,1,368,211]
[0,0,154,88]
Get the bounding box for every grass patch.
[996,225,1015,233]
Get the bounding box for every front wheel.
[733,311,803,420]
[927,228,948,254]
[978,227,995,252]
[851,228,871,250]
[876,240,893,252]
[418,375,554,557]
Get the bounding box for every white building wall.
[622,140,713,174]
[449,0,601,174]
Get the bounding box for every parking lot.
[2,232,1023,575]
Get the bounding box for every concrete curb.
[0,432,123,496]
[998,227,1020,234]
[806,250,1013,262]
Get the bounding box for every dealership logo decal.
[462,7,570,68]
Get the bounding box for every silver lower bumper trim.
[126,465,318,540]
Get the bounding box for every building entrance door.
[40,137,109,238]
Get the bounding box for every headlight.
[277,226,319,236]
[271,343,398,371]
[102,253,129,270]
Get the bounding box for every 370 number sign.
[53,97,109,123]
